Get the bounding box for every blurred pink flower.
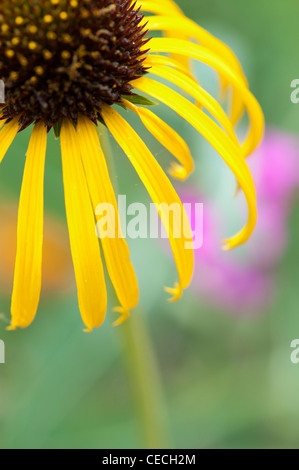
[183,128,299,315]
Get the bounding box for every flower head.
[0,0,264,330]
[0,0,148,129]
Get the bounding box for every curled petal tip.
[222,245,230,252]
[6,324,17,331]
[168,164,189,181]
[113,307,130,327]
[83,327,93,333]
[222,240,233,251]
[164,283,183,302]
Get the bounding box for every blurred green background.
[1,0,299,449]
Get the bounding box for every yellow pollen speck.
[15,17,24,26]
[44,15,54,24]
[28,41,38,50]
[28,25,38,34]
[9,71,18,80]
[11,37,20,46]
[47,31,57,40]
[61,50,71,59]
[81,9,89,19]
[5,49,15,58]
[62,34,72,43]
[19,55,28,66]
[43,50,53,60]
[35,66,44,76]
[81,28,91,36]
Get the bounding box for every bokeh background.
[1,0,299,449]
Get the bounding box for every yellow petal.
[10,122,47,329]
[138,0,190,70]
[143,53,194,79]
[76,115,139,320]
[123,98,194,180]
[101,104,194,301]
[132,76,257,248]
[138,0,183,15]
[140,2,247,122]
[142,13,248,119]
[143,54,203,108]
[60,119,107,331]
[0,117,20,164]
[144,56,240,146]
[146,38,264,157]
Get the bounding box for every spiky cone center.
[0,0,149,130]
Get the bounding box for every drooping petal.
[101,104,194,302]
[123,98,194,180]
[137,0,183,15]
[143,54,203,107]
[143,53,195,80]
[144,56,240,146]
[143,14,247,78]
[132,76,257,248]
[142,14,248,123]
[10,122,47,329]
[137,0,191,71]
[145,38,264,157]
[60,119,107,331]
[76,116,139,324]
[0,117,20,164]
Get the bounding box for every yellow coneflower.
[0,0,264,331]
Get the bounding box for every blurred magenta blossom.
[182,128,299,314]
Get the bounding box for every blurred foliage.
[0,0,299,449]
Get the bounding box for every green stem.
[120,312,169,449]
[98,124,169,449]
